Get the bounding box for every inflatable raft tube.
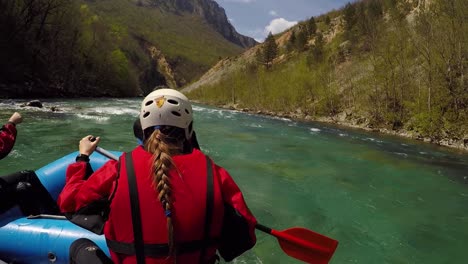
[0,150,121,264]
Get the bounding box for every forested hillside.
[0,0,255,98]
[185,0,467,150]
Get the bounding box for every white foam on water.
[113,98,140,104]
[269,116,292,122]
[75,114,110,122]
[0,101,17,108]
[193,106,236,119]
[247,123,263,128]
[232,258,263,264]
[310,128,321,132]
[0,104,48,112]
[192,105,207,112]
[7,149,22,158]
[363,137,384,143]
[87,107,139,116]
[193,106,224,114]
[393,152,409,158]
[339,133,348,137]
[0,101,77,114]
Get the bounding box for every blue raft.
[0,151,121,264]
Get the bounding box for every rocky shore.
[204,101,468,153]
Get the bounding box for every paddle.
[95,146,119,161]
[88,137,119,161]
[255,223,338,263]
[93,145,339,263]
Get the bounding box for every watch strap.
[75,154,90,162]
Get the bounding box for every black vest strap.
[107,153,218,263]
[126,152,145,264]
[199,156,214,263]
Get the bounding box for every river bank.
[3,97,466,152]
[200,101,468,153]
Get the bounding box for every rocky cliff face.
[138,0,257,48]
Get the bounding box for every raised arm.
[0,112,22,160]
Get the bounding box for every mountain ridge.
[135,0,257,48]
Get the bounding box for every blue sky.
[214,0,351,42]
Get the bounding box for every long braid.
[144,129,178,258]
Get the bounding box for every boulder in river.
[22,100,43,108]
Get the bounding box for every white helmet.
[140,88,193,139]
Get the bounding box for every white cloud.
[264,18,297,35]
[269,10,278,16]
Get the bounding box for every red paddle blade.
[272,227,338,264]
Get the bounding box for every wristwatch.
[75,154,90,162]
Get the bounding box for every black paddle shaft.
[255,223,272,234]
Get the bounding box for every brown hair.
[144,129,182,258]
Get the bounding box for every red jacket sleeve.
[57,159,119,213]
[0,122,17,160]
[216,164,257,242]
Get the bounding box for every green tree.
[255,49,263,64]
[343,2,358,44]
[430,0,468,135]
[356,0,382,51]
[343,2,357,32]
[367,0,384,20]
[307,17,317,37]
[286,31,296,52]
[262,32,278,69]
[295,27,308,51]
[307,33,324,67]
[410,1,459,136]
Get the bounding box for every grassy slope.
[184,1,467,150]
[84,0,243,82]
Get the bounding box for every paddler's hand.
[8,112,23,125]
[79,135,100,156]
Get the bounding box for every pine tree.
[312,32,324,62]
[307,32,324,67]
[286,31,296,52]
[343,2,357,32]
[262,32,278,69]
[295,27,308,51]
[307,17,317,37]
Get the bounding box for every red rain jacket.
[0,122,17,160]
[58,146,257,264]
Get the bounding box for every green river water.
[1,98,467,264]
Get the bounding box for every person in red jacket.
[58,89,257,264]
[0,112,22,160]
